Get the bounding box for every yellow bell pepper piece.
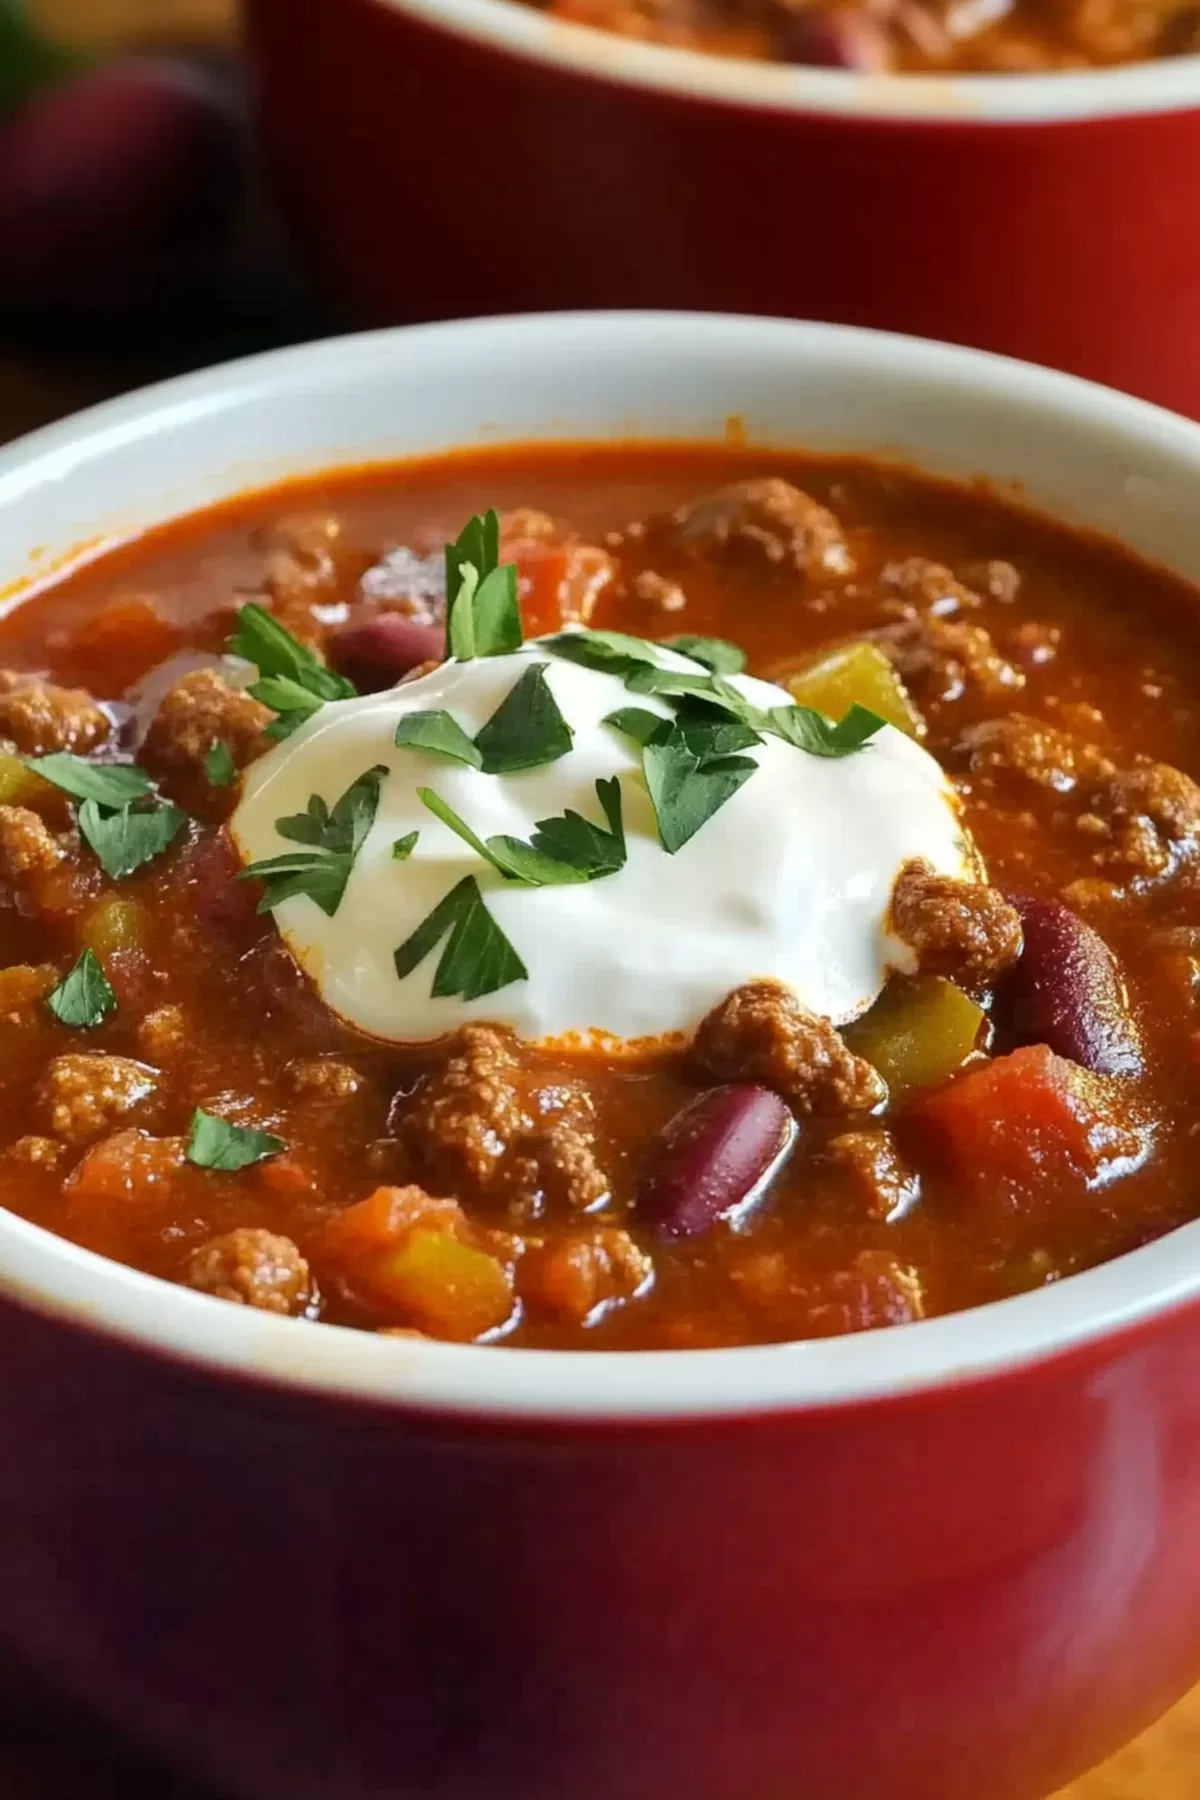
[81,897,146,958]
[846,975,985,1097]
[785,640,924,740]
[0,749,51,808]
[372,1228,514,1342]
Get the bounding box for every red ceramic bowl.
[4,312,1200,1800]
[241,0,1200,414]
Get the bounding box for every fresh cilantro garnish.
[29,753,186,880]
[231,603,355,738]
[205,741,236,787]
[26,754,153,808]
[444,511,522,660]
[665,634,747,674]
[540,627,661,678]
[78,797,187,881]
[394,710,483,767]
[767,702,887,757]
[642,725,757,854]
[393,831,419,861]
[507,776,625,881]
[46,949,116,1029]
[185,1109,286,1172]
[393,875,528,1001]
[241,764,387,916]
[604,706,667,747]
[419,778,625,887]
[474,663,574,773]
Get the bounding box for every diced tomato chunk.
[316,1184,465,1263]
[511,541,614,636]
[65,598,181,691]
[64,1129,188,1240]
[316,1185,513,1339]
[911,1044,1146,1206]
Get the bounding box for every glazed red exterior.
[0,1284,1199,1799]
[242,0,1200,414]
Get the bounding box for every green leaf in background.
[0,2,83,120]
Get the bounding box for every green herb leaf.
[672,708,763,757]
[604,706,667,747]
[243,765,387,915]
[205,741,237,787]
[232,603,354,737]
[78,798,187,881]
[665,634,747,674]
[474,663,574,773]
[249,674,327,741]
[27,754,153,809]
[767,702,887,758]
[512,775,626,880]
[540,627,661,678]
[393,874,527,1001]
[642,730,756,854]
[418,786,501,871]
[185,1108,286,1172]
[392,831,419,861]
[394,710,483,767]
[231,603,354,701]
[239,850,353,917]
[46,949,116,1030]
[444,511,521,660]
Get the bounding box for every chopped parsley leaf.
[392,831,419,861]
[393,874,528,1001]
[78,797,187,881]
[185,1109,286,1172]
[231,603,354,736]
[664,634,747,674]
[205,741,237,787]
[474,663,574,773]
[768,702,887,757]
[394,710,483,767]
[642,727,756,854]
[26,754,153,808]
[242,764,387,916]
[46,949,116,1029]
[539,627,661,679]
[419,779,626,887]
[444,511,522,660]
[604,706,667,747]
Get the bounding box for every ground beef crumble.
[956,714,1115,793]
[875,615,1023,707]
[667,478,853,579]
[0,671,110,754]
[38,1053,157,1146]
[186,1227,315,1316]
[690,980,885,1115]
[400,1025,611,1217]
[823,1130,920,1222]
[143,668,271,781]
[519,1226,653,1324]
[891,858,1024,992]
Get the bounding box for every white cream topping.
[231,639,974,1047]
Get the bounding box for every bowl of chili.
[2,311,1200,1797]
[241,0,1200,415]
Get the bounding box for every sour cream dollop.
[231,639,974,1047]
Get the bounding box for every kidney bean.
[778,7,894,69]
[641,1084,796,1240]
[1002,895,1142,1077]
[329,614,446,691]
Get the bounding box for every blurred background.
[0,0,322,441]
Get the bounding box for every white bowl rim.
[4,309,1200,1423]
[373,0,1200,123]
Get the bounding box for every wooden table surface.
[5,1,1200,1794]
